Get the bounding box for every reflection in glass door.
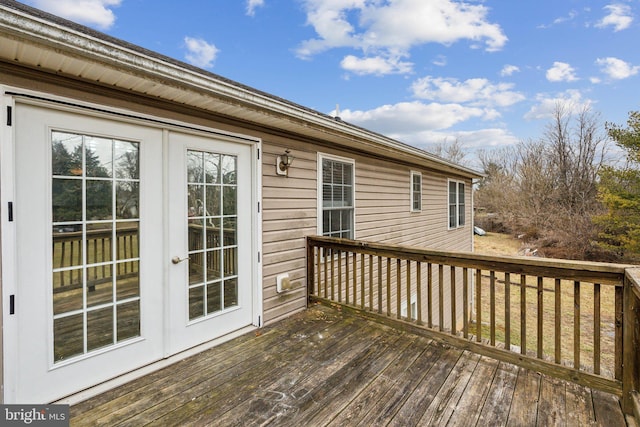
[51,131,141,362]
[186,150,238,321]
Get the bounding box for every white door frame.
[0,87,263,403]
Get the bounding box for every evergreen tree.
[595,111,640,260]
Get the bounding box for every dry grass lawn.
[473,232,618,378]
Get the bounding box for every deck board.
[70,304,629,426]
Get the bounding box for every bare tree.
[474,103,609,260]
[429,137,467,165]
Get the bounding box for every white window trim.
[317,152,356,239]
[410,171,422,212]
[448,179,466,230]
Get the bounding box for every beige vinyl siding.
[261,141,317,323]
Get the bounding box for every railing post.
[306,237,315,306]
[622,268,640,414]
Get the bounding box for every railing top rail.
[307,235,633,286]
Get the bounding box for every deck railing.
[306,236,640,414]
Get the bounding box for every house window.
[320,155,354,239]
[448,180,466,229]
[411,172,422,212]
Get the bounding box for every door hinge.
[8,201,13,222]
[258,251,261,263]
[257,202,260,213]
[9,295,15,315]
[257,148,260,160]
[6,106,12,126]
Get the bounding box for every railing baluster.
[378,256,382,314]
[451,266,457,334]
[330,249,335,301]
[615,286,623,381]
[555,278,561,364]
[323,248,328,298]
[521,274,527,355]
[417,263,422,325]
[439,264,444,332]
[353,252,357,307]
[505,272,511,351]
[396,259,401,320]
[360,253,365,309]
[315,246,321,298]
[406,260,411,320]
[538,276,543,359]
[337,250,342,303]
[594,283,601,375]
[490,271,495,346]
[427,263,433,328]
[369,254,374,310]
[386,258,391,316]
[476,268,481,342]
[463,268,469,339]
[345,252,350,304]
[574,280,581,370]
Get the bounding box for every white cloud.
[411,76,525,108]
[546,61,578,82]
[596,4,633,32]
[246,0,265,16]
[25,0,121,30]
[184,37,219,69]
[336,101,489,134]
[407,128,519,154]
[296,0,507,71]
[433,55,447,67]
[596,57,640,80]
[500,65,520,77]
[340,55,413,75]
[524,90,592,120]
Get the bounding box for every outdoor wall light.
[276,149,294,176]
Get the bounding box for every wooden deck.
[70,304,629,426]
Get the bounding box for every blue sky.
[20,0,640,161]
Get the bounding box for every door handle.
[171,256,189,264]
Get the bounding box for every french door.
[5,100,257,403]
[166,131,254,354]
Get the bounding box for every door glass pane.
[186,149,238,320]
[114,141,139,180]
[87,223,113,264]
[207,282,222,314]
[117,300,140,342]
[116,181,139,219]
[85,136,113,178]
[87,266,113,308]
[52,270,83,315]
[53,226,83,268]
[52,179,82,222]
[206,218,221,249]
[52,132,83,176]
[51,131,141,363]
[54,314,84,362]
[224,278,238,308]
[116,260,139,300]
[87,307,114,351]
[189,286,205,320]
[117,221,139,260]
